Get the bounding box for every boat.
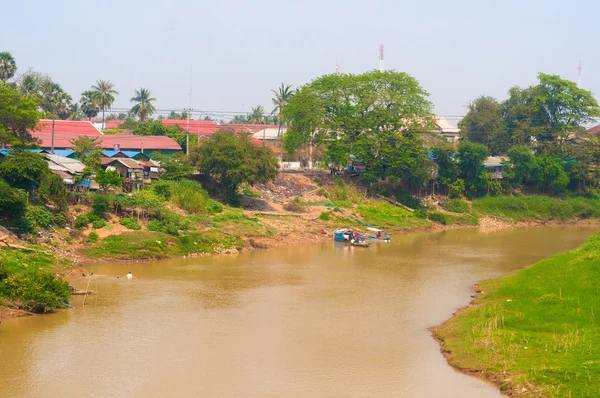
[333,228,371,247]
[364,227,391,242]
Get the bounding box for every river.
[1,226,598,397]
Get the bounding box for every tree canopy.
[190,131,279,201]
[0,52,17,83]
[69,136,103,169]
[130,88,156,122]
[0,83,41,147]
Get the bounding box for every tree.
[249,105,265,124]
[0,52,17,82]
[230,114,248,124]
[91,80,118,129]
[457,141,489,195]
[68,103,85,121]
[0,151,49,190]
[504,145,537,187]
[432,142,461,194]
[190,131,279,201]
[80,90,100,120]
[153,153,194,180]
[0,179,27,219]
[39,173,67,211]
[0,83,41,147]
[271,83,294,162]
[95,169,125,191]
[458,96,510,155]
[284,70,435,172]
[531,73,600,153]
[39,80,72,154]
[69,136,103,169]
[130,88,156,122]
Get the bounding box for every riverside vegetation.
[433,233,600,397]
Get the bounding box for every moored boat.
[333,228,371,247]
[364,227,390,242]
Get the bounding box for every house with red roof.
[588,124,600,135]
[35,120,102,136]
[32,133,181,156]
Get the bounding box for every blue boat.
[364,227,391,242]
[333,228,371,247]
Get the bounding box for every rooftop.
[35,120,101,135]
[31,133,182,151]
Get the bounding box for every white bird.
[126,272,133,279]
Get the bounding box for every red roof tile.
[588,124,600,134]
[104,120,126,129]
[35,120,101,135]
[31,133,182,151]
[160,119,220,135]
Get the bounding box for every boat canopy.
[367,227,382,232]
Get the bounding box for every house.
[161,119,219,136]
[101,150,151,161]
[35,120,102,136]
[432,117,461,144]
[483,156,509,179]
[588,124,600,135]
[31,133,182,156]
[138,160,161,183]
[44,154,92,189]
[102,158,145,192]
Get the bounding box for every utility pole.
[379,44,384,72]
[186,66,193,155]
[578,60,583,88]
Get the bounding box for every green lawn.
[472,195,600,221]
[434,233,600,397]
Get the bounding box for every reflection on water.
[1,226,598,397]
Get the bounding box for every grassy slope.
[434,234,600,397]
[472,195,600,221]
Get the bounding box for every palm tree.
[39,81,72,154]
[271,83,295,163]
[0,52,17,82]
[130,88,156,122]
[91,80,118,129]
[68,103,86,121]
[249,105,265,124]
[80,90,100,121]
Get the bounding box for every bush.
[319,211,331,221]
[25,206,54,229]
[427,212,448,225]
[54,213,67,228]
[120,217,141,230]
[17,218,35,234]
[152,179,209,214]
[443,198,470,214]
[0,179,27,219]
[147,220,164,232]
[0,272,71,313]
[92,219,106,229]
[334,178,345,187]
[207,199,223,214]
[396,194,423,210]
[87,231,99,243]
[448,179,465,198]
[74,215,89,229]
[92,194,110,216]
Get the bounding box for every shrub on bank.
[120,217,141,230]
[87,231,99,243]
[442,198,470,214]
[74,215,89,229]
[0,272,71,314]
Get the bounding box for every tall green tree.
[0,83,41,147]
[284,70,434,173]
[459,96,509,155]
[0,52,17,82]
[130,88,156,122]
[531,73,600,153]
[271,83,294,161]
[432,141,461,194]
[80,90,100,121]
[91,80,118,129]
[39,80,72,154]
[69,136,103,169]
[457,141,489,195]
[190,131,279,201]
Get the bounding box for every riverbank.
[432,232,600,397]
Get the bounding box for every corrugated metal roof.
[31,133,182,151]
[35,120,101,135]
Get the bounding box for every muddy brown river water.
[1,226,598,397]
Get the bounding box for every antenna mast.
[186,67,192,155]
[336,63,340,75]
[379,44,384,72]
[577,60,583,87]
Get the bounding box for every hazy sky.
[2,0,598,124]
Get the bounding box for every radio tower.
[336,62,341,75]
[379,44,384,72]
[577,60,583,87]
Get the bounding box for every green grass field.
[472,195,600,221]
[434,233,600,397]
